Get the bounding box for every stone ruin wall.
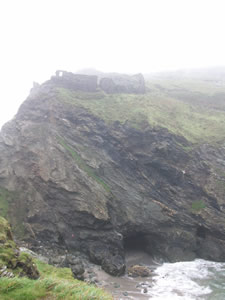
[52,70,145,94]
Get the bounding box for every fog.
[1,0,225,128]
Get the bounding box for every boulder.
[102,255,126,276]
[71,260,85,280]
[88,242,125,276]
[127,265,151,277]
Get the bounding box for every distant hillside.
[145,66,225,81]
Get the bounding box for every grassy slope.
[57,78,225,145]
[0,260,112,300]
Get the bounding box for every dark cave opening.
[123,233,148,252]
[196,226,207,239]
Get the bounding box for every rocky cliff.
[0,73,225,275]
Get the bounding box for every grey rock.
[71,261,85,280]
[102,255,126,276]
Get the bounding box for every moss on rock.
[0,217,39,279]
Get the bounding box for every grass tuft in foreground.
[0,259,112,300]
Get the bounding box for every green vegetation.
[0,188,11,218]
[146,78,225,96]
[57,80,225,145]
[191,200,206,212]
[0,259,112,300]
[0,217,15,268]
[0,217,39,279]
[57,136,111,193]
[0,274,112,300]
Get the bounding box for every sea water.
[101,252,225,300]
[148,259,225,300]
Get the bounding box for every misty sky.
[1,0,225,128]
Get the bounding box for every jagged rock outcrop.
[0,74,225,275]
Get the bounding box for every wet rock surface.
[0,75,225,275]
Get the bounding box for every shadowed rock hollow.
[0,71,225,275]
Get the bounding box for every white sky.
[1,0,225,128]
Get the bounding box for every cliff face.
[0,74,225,275]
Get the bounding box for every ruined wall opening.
[56,70,64,77]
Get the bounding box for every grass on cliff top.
[0,259,112,300]
[57,80,225,144]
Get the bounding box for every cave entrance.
[123,233,151,267]
[124,233,148,252]
[196,226,207,239]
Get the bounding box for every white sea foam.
[148,259,225,300]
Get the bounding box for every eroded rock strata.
[0,73,225,275]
